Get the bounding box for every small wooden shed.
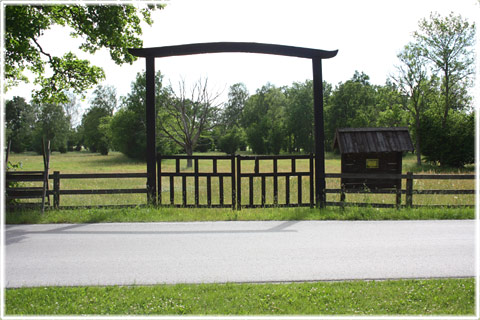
[333,127,414,189]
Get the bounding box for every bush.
[420,112,474,167]
[218,128,244,154]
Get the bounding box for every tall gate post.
[145,57,157,205]
[312,57,326,208]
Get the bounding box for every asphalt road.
[5,220,476,288]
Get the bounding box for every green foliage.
[221,83,249,130]
[414,12,476,126]
[67,126,83,151]
[324,71,378,150]
[420,112,475,167]
[110,108,146,160]
[32,103,70,153]
[111,71,178,160]
[81,85,117,155]
[81,107,111,154]
[4,4,163,103]
[284,80,314,152]
[242,84,287,154]
[5,97,37,152]
[218,127,245,154]
[5,278,475,315]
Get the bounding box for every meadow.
[5,278,475,315]
[8,150,475,208]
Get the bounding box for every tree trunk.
[442,67,449,129]
[415,112,421,166]
[186,144,193,168]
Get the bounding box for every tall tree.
[90,85,118,116]
[284,80,314,153]
[221,83,249,130]
[158,78,222,167]
[392,43,430,165]
[324,71,377,149]
[5,97,38,153]
[414,12,476,127]
[5,4,164,103]
[81,85,118,155]
[110,71,177,160]
[241,84,287,155]
[32,103,70,153]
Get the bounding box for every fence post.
[53,171,60,208]
[340,184,346,208]
[231,154,236,210]
[157,154,162,205]
[406,172,413,207]
[309,153,314,208]
[236,155,241,210]
[395,183,402,209]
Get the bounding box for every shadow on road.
[5,221,299,244]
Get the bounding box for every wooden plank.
[240,172,311,178]
[195,158,199,206]
[285,176,290,205]
[182,176,187,206]
[412,174,475,180]
[207,176,212,206]
[231,155,236,210]
[58,189,147,195]
[219,176,224,206]
[157,157,163,205]
[273,158,278,205]
[236,155,241,210]
[261,176,266,206]
[237,155,312,160]
[156,172,233,177]
[128,42,338,59]
[326,189,401,194]
[309,153,314,208]
[53,171,60,208]
[413,190,475,195]
[249,176,254,207]
[52,173,147,179]
[170,176,175,205]
[298,175,302,205]
[406,172,413,207]
[160,155,235,160]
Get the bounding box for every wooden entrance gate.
[156,154,315,209]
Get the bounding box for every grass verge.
[5,206,475,224]
[5,278,475,316]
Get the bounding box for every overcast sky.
[3,0,479,119]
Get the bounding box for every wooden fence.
[40,155,475,210]
[325,172,475,208]
[48,172,148,209]
[157,155,236,208]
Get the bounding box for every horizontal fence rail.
[325,172,475,208]
[6,155,475,210]
[48,172,148,209]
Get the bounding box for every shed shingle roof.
[333,127,414,154]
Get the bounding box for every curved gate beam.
[128,42,338,207]
[129,42,337,59]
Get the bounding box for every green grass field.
[5,151,476,317]
[8,150,475,208]
[5,278,475,316]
